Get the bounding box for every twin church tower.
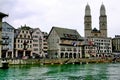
[84,3,107,38]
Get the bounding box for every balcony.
[2,47,9,51]
[2,41,9,45]
[2,36,9,39]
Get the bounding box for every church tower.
[99,3,107,37]
[84,4,92,37]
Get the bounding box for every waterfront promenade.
[1,57,119,65]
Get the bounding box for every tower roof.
[100,3,106,15]
[85,3,91,16]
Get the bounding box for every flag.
[89,41,93,46]
[72,42,77,46]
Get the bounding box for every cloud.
[1,0,120,37]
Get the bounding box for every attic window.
[20,35,22,38]
[63,34,78,39]
[64,34,68,38]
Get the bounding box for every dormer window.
[20,35,22,38]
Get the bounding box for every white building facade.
[32,28,44,58]
[85,37,112,57]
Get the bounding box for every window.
[61,48,65,51]
[33,35,38,38]
[21,44,22,48]
[21,40,23,43]
[24,35,26,38]
[67,48,72,51]
[18,39,20,42]
[34,48,38,51]
[33,44,38,47]
[18,44,20,48]
[36,32,39,34]
[33,40,38,42]
[20,35,22,38]
[30,45,32,48]
[28,35,30,38]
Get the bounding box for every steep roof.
[49,26,83,41]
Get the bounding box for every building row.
[0,3,120,59]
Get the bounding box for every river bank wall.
[1,58,119,65]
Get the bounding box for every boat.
[0,60,9,69]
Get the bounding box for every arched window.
[74,53,76,58]
[65,53,68,58]
[69,53,72,58]
[61,53,64,58]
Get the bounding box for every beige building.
[15,25,46,58]
[47,27,83,59]
[112,35,120,53]
[15,25,33,58]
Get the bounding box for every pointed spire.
[100,3,106,15]
[85,3,91,16]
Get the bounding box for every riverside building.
[112,35,120,53]
[0,12,8,58]
[14,25,45,59]
[47,27,83,59]
[31,28,44,58]
[14,25,33,58]
[2,22,15,58]
[42,32,48,57]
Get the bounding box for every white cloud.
[1,0,120,37]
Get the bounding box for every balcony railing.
[2,47,9,51]
[2,36,9,39]
[2,41,9,45]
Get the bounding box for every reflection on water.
[0,63,120,80]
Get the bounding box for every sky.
[0,0,120,37]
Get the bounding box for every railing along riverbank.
[0,57,119,65]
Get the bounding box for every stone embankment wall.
[1,58,118,65]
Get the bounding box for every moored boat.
[0,60,9,69]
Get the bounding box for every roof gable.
[48,26,83,40]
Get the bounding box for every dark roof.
[91,28,100,33]
[0,12,8,18]
[48,26,83,41]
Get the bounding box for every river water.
[0,63,120,80]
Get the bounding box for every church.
[84,3,112,57]
[84,3,107,38]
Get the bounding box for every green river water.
[0,63,120,80]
